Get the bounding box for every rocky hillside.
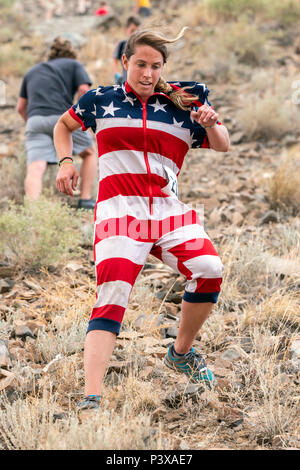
[0,0,299,451]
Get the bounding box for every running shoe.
[77,198,96,210]
[164,344,217,389]
[77,395,101,411]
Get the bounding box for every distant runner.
[134,0,152,17]
[112,16,141,85]
[17,37,97,209]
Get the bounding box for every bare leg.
[79,146,97,200]
[77,0,86,14]
[84,330,116,396]
[174,300,214,354]
[24,161,47,199]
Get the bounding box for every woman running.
[54,28,230,411]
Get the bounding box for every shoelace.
[184,350,208,373]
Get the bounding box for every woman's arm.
[54,112,81,197]
[191,105,230,152]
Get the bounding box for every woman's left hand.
[190,104,219,128]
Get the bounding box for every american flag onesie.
[69,80,224,335]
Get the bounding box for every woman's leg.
[153,205,222,383]
[82,227,152,398]
[174,300,214,354]
[84,330,116,396]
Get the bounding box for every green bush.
[0,197,82,269]
[0,0,15,7]
[205,0,300,24]
[204,0,267,20]
[267,0,300,26]
[0,42,35,78]
[220,23,268,66]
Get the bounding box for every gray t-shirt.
[113,39,127,81]
[19,58,92,119]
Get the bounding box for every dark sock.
[171,344,185,357]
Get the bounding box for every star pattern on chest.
[191,135,198,147]
[92,87,104,96]
[101,101,121,117]
[191,131,201,147]
[149,99,168,113]
[173,117,184,127]
[123,95,136,106]
[91,104,97,116]
[75,104,85,115]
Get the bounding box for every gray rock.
[0,339,12,368]
[0,264,16,278]
[290,339,300,360]
[221,348,242,362]
[134,314,146,330]
[163,384,205,408]
[165,325,178,339]
[230,131,245,145]
[240,337,253,353]
[14,325,35,340]
[0,279,13,294]
[259,210,279,225]
[267,257,300,278]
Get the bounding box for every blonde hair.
[124,27,198,110]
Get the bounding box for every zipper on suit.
[142,101,153,215]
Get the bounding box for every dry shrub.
[219,234,280,299]
[0,394,166,450]
[268,147,300,214]
[0,154,26,204]
[204,0,267,21]
[36,322,87,362]
[269,0,300,26]
[237,73,300,140]
[234,351,299,444]
[0,42,35,79]
[0,196,82,269]
[244,291,300,329]
[219,22,269,67]
[204,0,300,25]
[271,223,300,258]
[108,375,161,414]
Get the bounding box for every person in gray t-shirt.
[112,16,141,85]
[17,37,97,209]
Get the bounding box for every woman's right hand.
[56,163,79,197]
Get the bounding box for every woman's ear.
[122,54,129,71]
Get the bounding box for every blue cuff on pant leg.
[87,318,121,335]
[183,291,220,304]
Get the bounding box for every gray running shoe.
[77,395,101,411]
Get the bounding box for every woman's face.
[122,44,164,102]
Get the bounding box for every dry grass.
[0,196,83,269]
[237,72,300,140]
[0,392,167,450]
[0,153,27,205]
[268,147,300,214]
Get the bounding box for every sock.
[171,344,185,357]
[86,394,101,401]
